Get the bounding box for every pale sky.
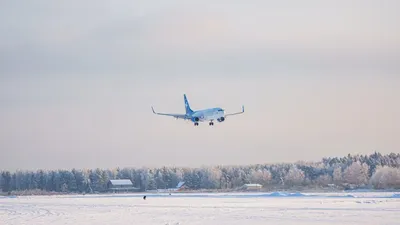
[1,0,399,171]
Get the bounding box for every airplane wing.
[225,105,245,117]
[151,107,190,120]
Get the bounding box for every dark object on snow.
[143,195,146,200]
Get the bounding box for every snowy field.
[1,192,400,225]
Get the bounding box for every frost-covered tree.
[154,169,166,189]
[231,169,246,188]
[183,169,201,189]
[332,167,343,185]
[89,169,103,192]
[0,172,3,192]
[100,170,110,191]
[249,169,272,185]
[1,171,12,192]
[343,161,369,187]
[52,171,62,192]
[198,167,220,189]
[146,170,157,190]
[37,170,48,190]
[370,166,400,189]
[284,166,305,186]
[72,169,88,193]
[2,152,400,193]
[315,174,333,186]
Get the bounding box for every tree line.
[1,152,400,194]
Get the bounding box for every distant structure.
[175,181,186,191]
[155,181,187,193]
[241,184,263,191]
[107,179,139,193]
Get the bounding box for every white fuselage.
[191,108,225,122]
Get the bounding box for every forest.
[1,152,400,194]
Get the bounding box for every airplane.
[151,94,244,126]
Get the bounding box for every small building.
[107,179,139,193]
[242,183,263,191]
[176,181,186,191]
[155,181,187,193]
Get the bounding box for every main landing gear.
[193,122,214,126]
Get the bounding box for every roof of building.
[176,181,185,188]
[109,179,133,186]
[244,183,262,187]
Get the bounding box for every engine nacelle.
[192,117,199,122]
[217,117,225,122]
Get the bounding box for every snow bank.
[7,191,400,199]
[260,192,306,197]
[0,195,17,199]
[391,193,400,198]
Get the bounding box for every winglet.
[224,105,245,117]
[151,106,156,114]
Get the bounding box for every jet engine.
[192,117,200,122]
[217,117,225,122]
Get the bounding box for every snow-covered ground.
[1,192,399,225]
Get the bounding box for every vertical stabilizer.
[184,94,194,114]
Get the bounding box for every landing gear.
[194,122,199,126]
[209,121,214,126]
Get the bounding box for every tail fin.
[184,94,193,114]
